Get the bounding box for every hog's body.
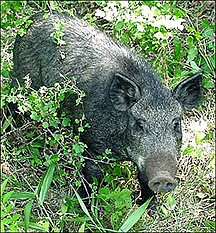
[12,11,202,207]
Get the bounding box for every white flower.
[175,18,186,30]
[164,19,176,29]
[151,16,163,27]
[151,6,160,15]
[95,9,106,18]
[107,1,118,10]
[39,86,48,94]
[119,1,129,8]
[190,119,208,132]
[177,24,184,31]
[141,5,152,18]
[129,14,137,23]
[137,23,144,32]
[105,12,114,21]
[154,31,167,40]
[137,15,146,23]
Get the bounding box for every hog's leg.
[79,159,104,204]
[138,172,158,215]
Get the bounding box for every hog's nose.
[148,175,177,193]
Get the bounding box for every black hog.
[12,11,202,208]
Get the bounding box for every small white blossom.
[129,14,137,23]
[95,9,106,18]
[141,5,152,18]
[107,1,118,10]
[175,18,186,30]
[154,31,168,40]
[39,86,48,94]
[137,23,144,32]
[177,24,184,31]
[151,6,161,18]
[119,1,129,8]
[137,15,146,23]
[154,31,172,40]
[164,19,176,29]
[190,119,208,132]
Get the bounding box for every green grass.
[1,1,215,232]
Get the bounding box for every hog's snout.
[148,171,177,193]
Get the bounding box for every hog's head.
[110,72,202,194]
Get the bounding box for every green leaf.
[24,200,33,232]
[30,111,41,122]
[11,192,35,200]
[183,146,194,155]
[173,37,182,59]
[190,61,201,72]
[187,47,198,61]
[2,191,14,204]
[166,194,177,208]
[118,198,152,232]
[73,188,92,220]
[161,205,169,217]
[78,126,84,132]
[1,221,4,233]
[195,31,202,40]
[78,222,86,232]
[202,28,214,38]
[115,21,125,31]
[202,78,214,89]
[18,221,49,232]
[205,220,216,230]
[42,122,49,128]
[62,117,71,127]
[1,177,9,195]
[186,36,194,47]
[12,214,20,221]
[201,19,210,28]
[72,187,103,230]
[72,143,85,154]
[38,163,56,205]
[196,148,202,158]
[2,116,13,133]
[61,203,68,214]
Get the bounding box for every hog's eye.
[173,118,182,140]
[133,119,147,134]
[173,118,181,131]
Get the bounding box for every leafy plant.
[1,178,21,232]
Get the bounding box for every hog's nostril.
[166,183,173,189]
[153,182,160,189]
[166,182,174,191]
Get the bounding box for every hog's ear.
[172,73,203,110]
[109,73,141,111]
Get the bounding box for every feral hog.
[12,11,202,210]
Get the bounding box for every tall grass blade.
[2,116,13,133]
[1,177,9,195]
[18,221,49,232]
[2,191,14,204]
[73,188,93,222]
[38,163,55,205]
[12,191,35,199]
[24,199,33,232]
[72,187,105,232]
[78,222,86,232]
[118,198,152,232]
